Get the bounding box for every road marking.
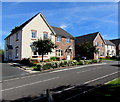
[3,63,107,82]
[2,77,59,92]
[84,71,119,84]
[77,67,103,74]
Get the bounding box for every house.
[104,40,116,57]
[4,13,75,62]
[110,38,120,56]
[75,32,105,59]
[52,26,75,60]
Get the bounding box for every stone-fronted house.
[110,39,120,56]
[104,40,116,57]
[75,32,106,59]
[4,13,75,62]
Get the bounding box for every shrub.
[50,56,59,61]
[20,58,31,65]
[73,56,81,62]
[33,59,101,71]
[106,56,110,59]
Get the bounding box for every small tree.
[32,39,56,62]
[77,42,98,59]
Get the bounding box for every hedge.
[33,59,102,71]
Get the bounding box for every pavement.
[1,61,119,101]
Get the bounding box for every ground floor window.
[32,51,48,56]
[100,51,104,56]
[15,47,18,58]
[56,49,63,56]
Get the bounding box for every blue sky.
[1,2,118,49]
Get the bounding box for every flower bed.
[33,59,102,71]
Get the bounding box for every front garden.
[20,57,102,71]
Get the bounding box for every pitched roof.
[75,32,99,44]
[51,26,74,39]
[110,38,120,46]
[104,40,115,46]
[4,12,55,40]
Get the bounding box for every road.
[2,63,29,80]
[1,61,119,101]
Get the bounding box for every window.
[96,42,99,46]
[56,49,63,56]
[16,33,19,41]
[57,36,62,42]
[100,43,103,47]
[33,50,37,56]
[15,47,18,57]
[100,51,104,56]
[66,38,71,43]
[43,33,48,40]
[31,31,37,39]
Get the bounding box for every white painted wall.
[21,13,56,60]
[105,45,116,57]
[4,30,22,61]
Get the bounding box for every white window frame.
[57,36,62,42]
[100,51,104,56]
[43,33,48,40]
[96,42,99,46]
[56,49,63,57]
[66,38,71,43]
[16,33,19,41]
[100,43,103,47]
[31,31,37,39]
[15,47,18,57]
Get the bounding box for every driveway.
[1,63,29,80]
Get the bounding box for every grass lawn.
[83,78,120,102]
[101,58,118,61]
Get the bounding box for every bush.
[106,56,110,59]
[73,56,81,62]
[20,58,31,65]
[50,56,59,61]
[33,59,101,71]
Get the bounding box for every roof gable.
[75,32,99,44]
[4,12,55,40]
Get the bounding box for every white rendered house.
[104,40,116,57]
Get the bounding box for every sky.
[1,2,118,49]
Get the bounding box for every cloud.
[60,24,68,30]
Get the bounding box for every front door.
[96,53,98,59]
[67,51,71,60]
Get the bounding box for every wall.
[22,14,56,60]
[4,30,22,61]
[55,37,75,60]
[105,45,116,57]
[93,33,105,59]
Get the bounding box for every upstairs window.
[57,36,62,42]
[16,33,19,41]
[31,31,37,39]
[100,43,103,47]
[96,42,99,46]
[66,38,71,43]
[43,33,48,40]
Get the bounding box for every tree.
[32,39,57,62]
[0,49,4,55]
[77,42,98,59]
